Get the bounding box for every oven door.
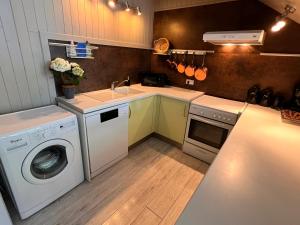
[185,114,233,153]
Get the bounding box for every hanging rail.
[260,53,300,57]
[48,41,98,59]
[153,49,215,55]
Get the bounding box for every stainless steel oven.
[183,104,239,163]
[185,114,233,154]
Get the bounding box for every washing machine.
[0,105,84,219]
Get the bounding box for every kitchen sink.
[113,87,144,95]
[84,87,143,102]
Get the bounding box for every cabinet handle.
[129,106,132,118]
[183,104,187,117]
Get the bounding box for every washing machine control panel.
[1,134,29,151]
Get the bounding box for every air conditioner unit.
[203,30,266,45]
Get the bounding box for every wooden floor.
[10,137,209,225]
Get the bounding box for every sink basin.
[84,91,125,102]
[113,87,144,95]
[84,87,143,102]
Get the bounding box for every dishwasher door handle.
[100,109,119,123]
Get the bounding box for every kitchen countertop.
[176,104,300,225]
[56,84,204,113]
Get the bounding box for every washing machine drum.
[22,139,74,184]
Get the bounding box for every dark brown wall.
[50,43,151,95]
[151,0,300,101]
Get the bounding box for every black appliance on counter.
[259,88,274,107]
[139,72,169,87]
[246,85,260,104]
[291,84,300,112]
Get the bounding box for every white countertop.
[0,105,73,136]
[192,95,247,115]
[56,84,204,113]
[176,104,300,225]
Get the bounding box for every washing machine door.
[22,139,74,185]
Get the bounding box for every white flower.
[70,62,80,68]
[50,58,71,72]
[72,66,84,77]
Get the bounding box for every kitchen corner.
[176,104,300,225]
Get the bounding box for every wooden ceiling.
[154,0,299,24]
[260,0,300,24]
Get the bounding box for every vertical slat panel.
[62,0,73,34]
[78,0,87,36]
[22,0,52,105]
[0,68,12,114]
[10,0,43,107]
[98,0,104,39]
[103,3,115,40]
[70,0,80,35]
[91,0,99,38]
[39,33,57,104]
[22,0,38,32]
[85,0,93,37]
[44,0,57,32]
[29,32,51,105]
[0,0,32,109]
[33,0,47,32]
[0,25,22,111]
[53,0,65,33]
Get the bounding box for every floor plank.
[131,208,161,225]
[9,137,209,225]
[159,171,206,225]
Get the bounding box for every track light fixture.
[108,0,117,8]
[271,4,296,32]
[137,6,142,16]
[125,1,130,12]
[107,0,142,15]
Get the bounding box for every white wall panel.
[0,68,12,114]
[10,0,43,107]
[0,25,22,112]
[0,0,31,112]
[0,0,154,114]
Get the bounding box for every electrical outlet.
[186,79,194,85]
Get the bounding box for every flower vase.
[62,85,76,99]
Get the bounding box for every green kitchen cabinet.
[128,96,157,146]
[156,96,189,144]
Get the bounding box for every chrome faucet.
[111,76,130,90]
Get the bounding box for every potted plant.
[50,58,85,99]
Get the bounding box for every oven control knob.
[213,114,216,118]
[218,115,221,119]
[223,117,226,120]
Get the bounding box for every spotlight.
[271,20,286,32]
[137,6,142,16]
[125,1,130,12]
[108,0,117,8]
[271,5,295,32]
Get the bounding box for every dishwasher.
[85,103,128,178]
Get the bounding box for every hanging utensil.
[177,51,187,74]
[195,54,207,81]
[185,52,196,77]
[166,52,174,68]
[171,53,178,70]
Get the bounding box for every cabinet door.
[128,96,156,146]
[157,96,189,144]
